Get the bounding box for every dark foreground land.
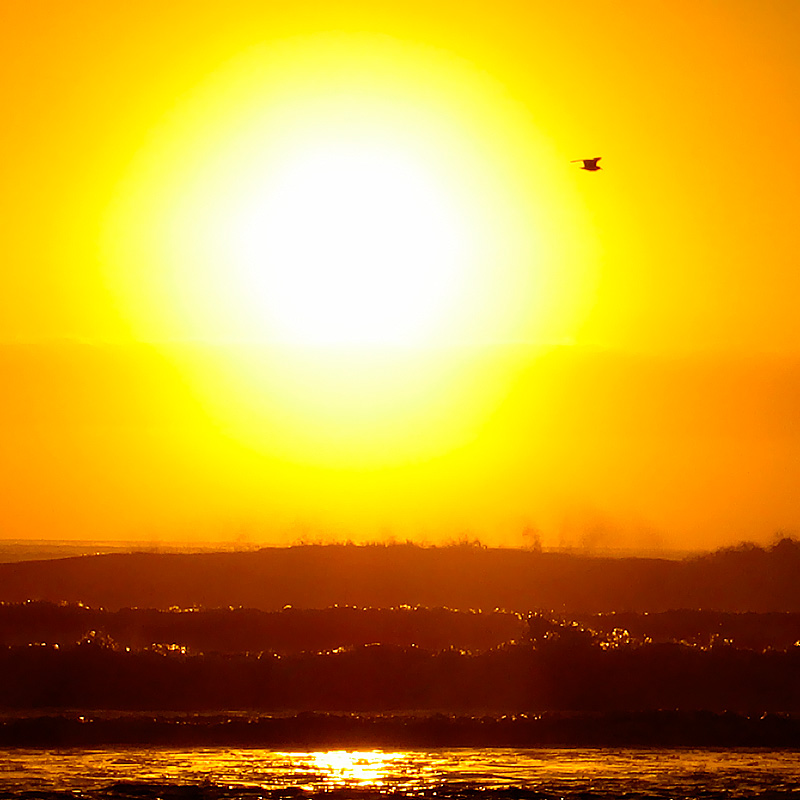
[3,711,800,748]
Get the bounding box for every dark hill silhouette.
[0,539,798,613]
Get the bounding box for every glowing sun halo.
[103,34,597,467]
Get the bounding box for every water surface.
[1,747,798,799]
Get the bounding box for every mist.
[1,340,798,552]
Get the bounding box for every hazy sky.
[2,1,800,551]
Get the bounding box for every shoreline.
[2,711,800,749]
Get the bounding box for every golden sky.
[2,0,800,551]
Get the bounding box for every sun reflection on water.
[301,750,404,788]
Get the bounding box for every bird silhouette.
[572,157,602,171]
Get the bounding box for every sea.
[0,747,798,799]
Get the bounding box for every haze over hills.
[1,539,798,613]
[0,539,260,565]
[4,340,800,551]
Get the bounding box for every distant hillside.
[0,539,798,612]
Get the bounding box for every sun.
[102,33,598,467]
[219,139,469,347]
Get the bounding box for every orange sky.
[2,0,800,551]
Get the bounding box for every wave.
[2,711,800,748]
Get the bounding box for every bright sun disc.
[223,141,467,346]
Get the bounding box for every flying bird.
[572,157,602,171]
